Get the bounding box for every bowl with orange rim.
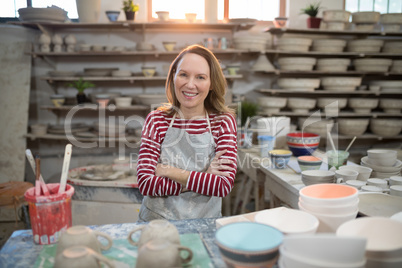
[297,155,323,171]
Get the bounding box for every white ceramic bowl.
[361,156,402,173]
[367,149,397,164]
[298,198,359,215]
[352,11,381,23]
[136,94,167,106]
[254,207,319,235]
[316,58,351,72]
[339,165,372,181]
[323,10,351,22]
[155,11,169,21]
[162,41,176,52]
[257,97,287,112]
[353,58,393,72]
[277,78,320,91]
[338,118,369,136]
[281,234,366,266]
[380,13,402,24]
[348,98,379,114]
[287,98,316,113]
[370,119,402,137]
[299,203,359,233]
[335,169,359,182]
[379,99,402,114]
[299,183,359,207]
[337,217,402,258]
[114,97,132,107]
[278,57,316,71]
[301,170,335,186]
[317,98,348,110]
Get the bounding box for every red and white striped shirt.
[137,109,237,197]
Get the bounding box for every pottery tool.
[58,144,72,194]
[327,131,337,153]
[35,155,41,196]
[345,136,357,153]
[25,149,50,196]
[274,126,285,137]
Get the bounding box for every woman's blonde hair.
[159,44,234,116]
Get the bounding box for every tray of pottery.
[68,164,138,188]
[34,233,214,268]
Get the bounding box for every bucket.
[24,183,74,245]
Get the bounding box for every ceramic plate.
[358,192,402,217]
[80,170,126,181]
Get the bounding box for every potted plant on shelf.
[239,101,259,148]
[300,2,322,29]
[67,78,95,104]
[122,0,139,21]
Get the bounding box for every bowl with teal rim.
[269,149,293,169]
[215,222,283,268]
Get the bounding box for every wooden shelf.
[9,21,255,32]
[256,89,402,96]
[41,105,150,111]
[258,110,402,118]
[263,49,402,58]
[25,133,140,142]
[42,74,243,82]
[266,27,402,37]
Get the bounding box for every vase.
[76,93,87,104]
[125,11,136,21]
[205,0,218,23]
[307,17,322,29]
[75,0,101,23]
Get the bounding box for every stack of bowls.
[383,41,402,53]
[279,234,367,268]
[298,117,334,138]
[286,132,320,157]
[297,156,323,171]
[322,10,351,30]
[347,39,384,53]
[321,76,362,92]
[316,58,350,72]
[338,118,369,136]
[370,118,402,137]
[361,149,402,178]
[254,207,319,235]
[278,57,316,71]
[348,98,379,114]
[369,80,402,93]
[317,98,348,116]
[233,33,270,51]
[276,37,312,52]
[277,78,320,92]
[353,58,392,72]
[352,11,380,31]
[380,13,402,32]
[298,184,359,233]
[311,39,346,52]
[257,97,287,114]
[301,170,335,186]
[379,99,402,114]
[337,217,402,268]
[391,60,402,73]
[287,98,316,113]
[215,222,283,268]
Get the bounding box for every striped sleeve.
[186,113,238,197]
[136,110,182,196]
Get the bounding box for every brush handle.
[58,144,72,194]
[35,156,41,196]
[25,149,50,196]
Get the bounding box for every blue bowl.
[216,222,283,268]
[106,11,120,22]
[286,132,320,157]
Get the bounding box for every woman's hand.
[206,150,234,177]
[155,163,190,186]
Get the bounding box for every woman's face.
[173,53,211,117]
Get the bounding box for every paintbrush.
[25,149,50,196]
[35,155,41,196]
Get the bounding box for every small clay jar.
[128,219,180,248]
[136,239,193,268]
[56,225,113,256]
[54,246,114,268]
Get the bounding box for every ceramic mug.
[54,246,114,268]
[136,239,193,268]
[389,176,402,186]
[335,169,359,182]
[56,225,113,256]
[128,219,180,248]
[361,185,383,193]
[367,178,389,190]
[345,179,366,190]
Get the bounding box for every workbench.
[0,218,225,268]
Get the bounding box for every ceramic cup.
[390,185,402,197]
[258,135,275,157]
[56,225,113,256]
[128,219,180,248]
[136,239,192,268]
[361,185,383,193]
[54,246,114,268]
[335,169,359,182]
[389,176,402,186]
[367,178,389,190]
[345,179,366,190]
[327,150,349,170]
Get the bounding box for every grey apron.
[139,112,222,222]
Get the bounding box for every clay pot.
[307,17,322,28]
[54,246,114,268]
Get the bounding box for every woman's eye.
[198,76,205,80]
[179,73,187,77]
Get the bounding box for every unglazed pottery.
[54,246,114,268]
